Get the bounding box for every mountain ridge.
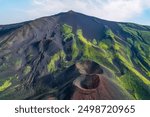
[0,11,150,100]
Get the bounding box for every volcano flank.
[0,11,150,100]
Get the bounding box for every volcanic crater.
[70,60,128,100]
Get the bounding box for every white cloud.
[27,0,150,22]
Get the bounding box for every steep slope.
[0,11,150,99]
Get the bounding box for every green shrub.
[0,80,12,92]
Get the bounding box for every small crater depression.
[73,60,103,91]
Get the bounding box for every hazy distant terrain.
[0,11,150,100]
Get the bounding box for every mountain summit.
[0,11,150,99]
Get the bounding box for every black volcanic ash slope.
[0,11,150,99]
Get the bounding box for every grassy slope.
[56,23,150,99]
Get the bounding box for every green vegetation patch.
[61,24,74,42]
[127,38,134,45]
[23,65,31,75]
[105,28,115,39]
[72,39,79,59]
[114,42,121,51]
[139,31,150,44]
[147,72,150,77]
[62,24,72,34]
[77,29,92,46]
[92,39,97,45]
[120,72,150,99]
[116,53,150,85]
[0,80,12,92]
[98,42,109,50]
[119,24,139,37]
[76,29,118,72]
[60,24,150,100]
[47,51,66,73]
[15,59,22,70]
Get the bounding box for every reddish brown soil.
[71,75,122,100]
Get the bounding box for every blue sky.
[0,0,31,24]
[0,0,150,25]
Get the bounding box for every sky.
[0,0,150,25]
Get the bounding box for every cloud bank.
[27,0,150,22]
